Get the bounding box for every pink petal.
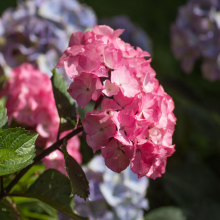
[82,115,102,135]
[104,47,122,69]
[102,79,119,97]
[69,32,84,46]
[67,45,84,56]
[111,66,140,97]
[146,159,166,179]
[93,65,109,77]
[117,109,135,127]
[79,49,101,72]
[86,133,109,153]
[74,92,92,109]
[103,123,117,139]
[67,80,91,108]
[101,98,121,111]
[112,29,125,39]
[64,56,80,78]
[131,151,150,178]
[105,149,130,173]
[136,46,151,57]
[113,90,134,107]
[101,138,118,159]
[92,25,114,36]
[114,129,132,146]
[56,52,69,68]
[91,77,103,101]
[122,145,134,159]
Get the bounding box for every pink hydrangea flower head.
[0,63,59,146]
[0,63,82,175]
[56,25,176,179]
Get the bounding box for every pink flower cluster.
[56,25,176,179]
[0,63,82,174]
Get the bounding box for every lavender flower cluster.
[75,156,149,220]
[0,0,97,76]
[171,0,220,81]
[59,156,149,220]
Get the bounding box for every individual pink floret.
[67,73,102,108]
[102,79,119,97]
[131,140,161,179]
[101,138,133,173]
[111,66,140,97]
[82,110,116,153]
[103,47,123,69]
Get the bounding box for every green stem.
[3,126,83,197]
[5,193,27,197]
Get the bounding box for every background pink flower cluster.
[0,63,82,174]
[56,25,177,179]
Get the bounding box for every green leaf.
[0,128,38,176]
[144,206,185,220]
[0,199,20,220]
[78,131,93,164]
[0,104,8,129]
[62,140,90,200]
[25,169,89,220]
[12,197,59,220]
[51,69,77,132]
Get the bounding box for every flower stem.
[94,95,103,110]
[56,119,61,142]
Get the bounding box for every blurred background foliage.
[1,0,220,219]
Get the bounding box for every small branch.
[56,119,61,142]
[57,148,63,153]
[94,95,103,110]
[4,126,83,195]
[5,193,27,198]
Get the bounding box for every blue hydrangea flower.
[72,155,149,220]
[171,0,220,81]
[0,0,97,76]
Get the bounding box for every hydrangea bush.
[171,0,220,81]
[0,24,176,220]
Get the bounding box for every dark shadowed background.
[1,0,220,219]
